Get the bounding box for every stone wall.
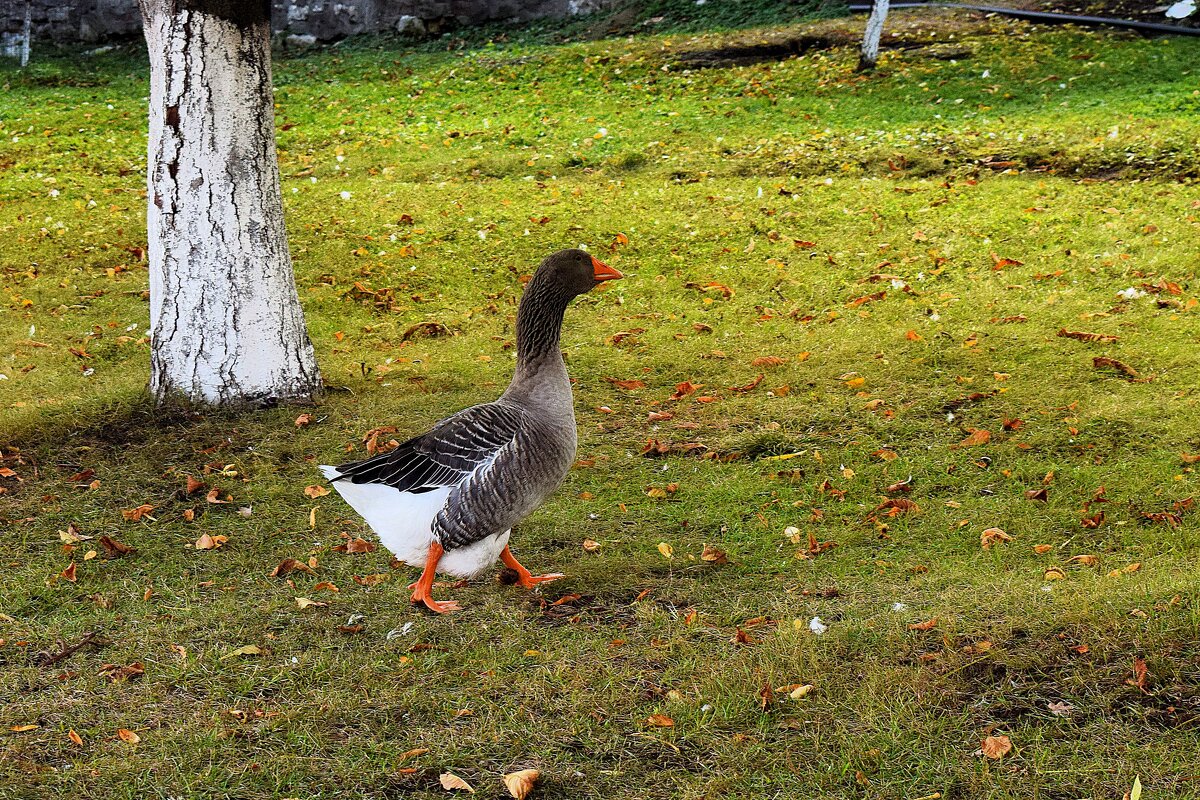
[0,0,615,43]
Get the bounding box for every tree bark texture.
[857,0,890,71]
[140,0,320,407]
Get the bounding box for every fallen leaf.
[1093,356,1140,379]
[980,527,1012,549]
[657,542,674,559]
[1066,554,1099,567]
[955,429,992,448]
[194,533,228,550]
[1033,544,1053,554]
[223,644,262,659]
[1126,656,1149,693]
[502,769,540,800]
[604,377,646,390]
[98,535,135,558]
[352,573,389,586]
[788,684,814,699]
[700,544,728,564]
[116,728,140,744]
[270,558,315,577]
[582,539,601,552]
[99,662,144,682]
[1024,487,1048,502]
[60,562,77,582]
[9,724,38,733]
[1043,567,1067,581]
[980,734,1012,759]
[1047,700,1074,716]
[185,475,206,495]
[68,729,83,746]
[304,485,331,498]
[121,504,155,522]
[751,356,787,368]
[1057,328,1119,343]
[295,413,314,427]
[333,538,377,554]
[205,488,229,504]
[908,618,938,631]
[439,772,475,793]
[646,714,675,727]
[295,597,328,609]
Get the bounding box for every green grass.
[3,8,1200,799]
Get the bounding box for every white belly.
[320,466,509,579]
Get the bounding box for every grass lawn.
[2,7,1200,799]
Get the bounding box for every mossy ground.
[2,8,1199,799]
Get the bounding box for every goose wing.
[328,402,527,494]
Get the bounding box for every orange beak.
[592,256,623,283]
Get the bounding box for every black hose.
[846,2,1200,36]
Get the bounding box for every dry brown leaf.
[1066,555,1099,567]
[205,488,229,504]
[1093,356,1140,379]
[194,533,227,550]
[10,724,38,732]
[604,377,646,390]
[980,735,1012,759]
[700,544,729,564]
[333,538,377,554]
[121,504,155,522]
[68,729,83,746]
[1058,328,1119,343]
[876,498,919,516]
[270,558,315,577]
[439,772,475,793]
[1081,510,1105,529]
[116,728,140,744]
[185,475,206,495]
[907,618,938,631]
[1033,544,1053,554]
[352,573,389,586]
[646,714,675,727]
[1024,487,1048,502]
[502,769,540,800]
[295,597,328,609]
[304,485,331,498]
[60,562,78,582]
[751,356,787,368]
[295,413,314,427]
[1043,567,1067,581]
[98,535,135,558]
[582,538,601,552]
[955,429,992,448]
[980,527,1012,549]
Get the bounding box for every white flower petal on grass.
[809,617,828,635]
[339,191,351,200]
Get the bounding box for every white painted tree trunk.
[858,0,890,72]
[139,0,320,407]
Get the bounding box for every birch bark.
[139,0,320,406]
[858,0,890,72]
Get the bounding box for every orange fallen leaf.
[116,728,140,744]
[68,729,83,746]
[10,724,38,733]
[1033,544,1053,554]
[60,562,77,582]
[194,533,228,550]
[980,527,1012,549]
[333,538,376,554]
[980,734,1012,759]
[185,475,206,495]
[955,429,992,448]
[502,769,540,800]
[751,356,787,368]
[205,488,229,504]
[304,485,330,498]
[1126,656,1149,693]
[295,413,314,427]
[908,618,938,631]
[700,544,728,564]
[121,504,155,522]
[604,377,646,390]
[646,714,675,727]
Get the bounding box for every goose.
[320,249,623,613]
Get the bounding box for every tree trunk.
[139,0,320,407]
[857,0,890,72]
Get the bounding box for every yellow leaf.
[222,644,262,659]
[295,597,328,609]
[789,684,814,699]
[304,485,331,498]
[117,728,140,744]
[439,772,475,793]
[9,724,38,732]
[1043,567,1067,581]
[657,542,674,559]
[502,769,540,800]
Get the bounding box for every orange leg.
[500,545,564,590]
[409,541,461,614]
